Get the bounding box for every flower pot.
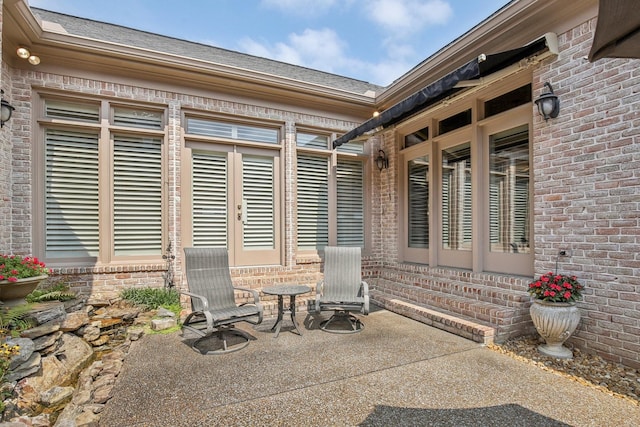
[529,299,580,359]
[0,275,48,306]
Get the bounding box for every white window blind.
[242,155,275,249]
[114,108,163,129]
[192,152,228,247]
[186,118,278,144]
[296,154,329,249]
[336,159,364,247]
[408,156,429,248]
[296,133,329,149]
[442,143,472,251]
[45,100,100,122]
[45,129,100,257]
[113,135,163,256]
[489,125,530,253]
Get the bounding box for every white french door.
[190,144,280,266]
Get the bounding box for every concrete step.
[370,289,497,344]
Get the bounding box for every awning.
[333,34,557,148]
[588,0,640,61]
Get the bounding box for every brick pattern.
[533,18,640,368]
[3,67,356,304]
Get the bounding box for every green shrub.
[0,304,34,337]
[26,282,76,303]
[120,287,180,311]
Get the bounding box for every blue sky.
[28,0,509,86]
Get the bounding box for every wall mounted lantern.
[534,82,560,121]
[375,149,389,171]
[1,90,15,128]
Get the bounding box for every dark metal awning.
[588,0,640,62]
[333,33,557,148]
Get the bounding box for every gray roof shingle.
[32,8,383,96]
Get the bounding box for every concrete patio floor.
[100,306,640,426]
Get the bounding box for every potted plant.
[528,271,584,359]
[0,255,50,306]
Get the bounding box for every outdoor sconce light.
[534,82,560,121]
[375,149,389,171]
[1,90,15,128]
[16,46,40,65]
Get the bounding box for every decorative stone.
[60,311,90,332]
[39,386,75,407]
[127,327,144,341]
[151,317,177,330]
[6,337,35,370]
[20,321,61,339]
[157,307,175,318]
[26,302,66,326]
[32,331,63,352]
[5,352,41,383]
[18,333,93,408]
[82,325,101,342]
[95,317,123,329]
[89,335,110,347]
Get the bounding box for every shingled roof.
[32,8,383,96]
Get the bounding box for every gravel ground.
[488,335,640,406]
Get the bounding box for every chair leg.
[320,310,364,334]
[191,325,252,355]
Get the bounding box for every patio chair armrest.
[233,286,260,304]
[179,290,209,311]
[360,281,370,314]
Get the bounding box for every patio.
[99,306,640,426]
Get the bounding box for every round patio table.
[262,285,311,338]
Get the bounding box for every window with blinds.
[489,125,530,253]
[242,155,275,249]
[42,98,165,262]
[186,118,278,144]
[337,159,364,247]
[442,142,472,251]
[114,107,163,129]
[113,135,163,256]
[45,129,100,258]
[296,154,329,250]
[295,130,366,251]
[408,156,429,248]
[192,152,228,247]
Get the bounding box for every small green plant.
[26,282,76,303]
[120,287,180,312]
[0,304,34,338]
[0,341,21,383]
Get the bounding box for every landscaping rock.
[32,331,62,353]
[6,338,35,370]
[156,307,175,318]
[127,327,144,341]
[151,317,176,330]
[20,322,60,340]
[4,353,41,383]
[26,303,66,326]
[60,312,90,332]
[39,386,74,407]
[81,326,100,342]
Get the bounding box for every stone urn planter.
[0,275,48,306]
[529,299,580,359]
[527,271,584,359]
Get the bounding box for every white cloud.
[365,0,452,38]
[239,28,356,74]
[260,0,340,15]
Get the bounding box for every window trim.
[33,92,168,267]
[396,73,534,276]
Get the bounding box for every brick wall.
[6,67,359,301]
[533,18,640,368]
